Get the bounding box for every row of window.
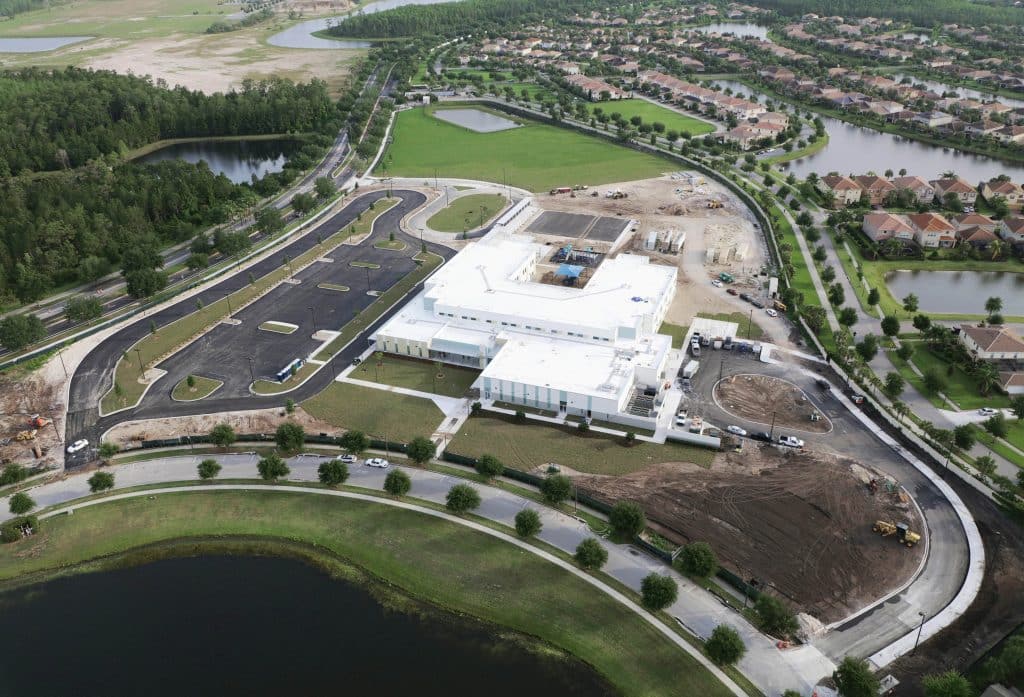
[435,312,610,342]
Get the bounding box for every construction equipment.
[707,199,723,209]
[873,520,921,547]
[773,299,788,312]
[719,272,734,283]
[867,478,879,495]
[15,429,37,442]
[605,189,627,199]
[29,414,51,429]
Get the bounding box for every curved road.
[66,189,456,465]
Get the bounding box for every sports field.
[384,106,673,192]
[584,99,715,137]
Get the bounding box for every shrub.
[384,469,411,496]
[340,430,370,455]
[475,453,504,479]
[0,464,28,485]
[514,410,526,423]
[609,501,646,538]
[210,423,237,449]
[445,483,481,513]
[318,459,350,486]
[8,492,35,515]
[678,541,718,578]
[754,594,799,638]
[0,515,38,543]
[832,656,880,697]
[576,420,590,433]
[197,459,221,480]
[514,508,542,537]
[706,625,746,666]
[541,474,572,504]
[406,436,437,465]
[574,538,608,570]
[640,573,678,611]
[88,471,115,492]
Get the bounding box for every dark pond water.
[269,0,457,49]
[0,554,616,697]
[884,270,1024,315]
[710,79,1024,182]
[0,36,91,52]
[136,139,298,184]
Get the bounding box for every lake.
[888,72,1024,110]
[0,554,616,697]
[884,269,1024,315]
[434,108,520,132]
[269,0,457,49]
[0,36,91,52]
[710,79,1024,182]
[690,22,769,39]
[136,139,298,184]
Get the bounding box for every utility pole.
[912,612,926,654]
[309,306,317,331]
[247,355,256,384]
[56,347,68,379]
[365,266,371,292]
[747,307,753,340]
[135,348,143,376]
[226,294,233,316]
[768,411,777,440]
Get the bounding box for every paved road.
[65,189,456,467]
[1,454,830,696]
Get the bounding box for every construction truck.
[707,199,723,209]
[719,272,734,283]
[15,429,37,442]
[605,190,628,199]
[873,520,921,547]
[773,300,787,312]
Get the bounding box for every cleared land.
[0,491,731,697]
[715,374,831,433]
[353,356,479,398]
[449,414,715,476]
[577,446,924,621]
[258,321,298,335]
[303,382,444,443]
[170,375,222,401]
[583,98,715,137]
[384,106,672,193]
[426,193,508,233]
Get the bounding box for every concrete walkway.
[2,454,833,696]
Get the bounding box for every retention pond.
[135,139,299,184]
[884,269,1024,315]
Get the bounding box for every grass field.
[0,0,223,39]
[303,382,444,443]
[98,199,398,415]
[0,491,730,697]
[384,106,673,192]
[170,375,222,401]
[426,193,508,232]
[583,99,715,137]
[659,322,690,349]
[974,425,1024,470]
[449,414,715,476]
[907,347,1010,410]
[258,321,297,334]
[353,356,479,398]
[696,312,767,341]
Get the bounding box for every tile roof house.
[960,324,1024,360]
[853,175,895,206]
[998,216,1024,243]
[907,212,957,247]
[862,213,914,241]
[999,371,1024,395]
[891,176,935,202]
[980,179,1024,209]
[952,213,997,232]
[930,178,978,204]
[818,175,863,207]
[957,226,998,248]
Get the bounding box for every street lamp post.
[135,348,143,376]
[912,612,926,654]
[309,306,317,331]
[747,308,753,340]
[365,266,371,292]
[226,294,233,316]
[768,411,777,440]
[57,347,68,379]
[247,355,256,384]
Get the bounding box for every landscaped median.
[0,489,737,697]
[98,198,400,415]
[170,375,223,402]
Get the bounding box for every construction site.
[0,365,65,475]
[576,445,925,625]
[715,374,833,434]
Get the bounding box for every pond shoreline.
[124,133,311,161]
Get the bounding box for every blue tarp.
[556,263,583,278]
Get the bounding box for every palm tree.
[985,296,1003,318]
[989,239,1004,261]
[975,361,1001,396]
[975,455,996,483]
[881,238,903,258]
[892,400,910,423]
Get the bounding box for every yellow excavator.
[873,520,921,547]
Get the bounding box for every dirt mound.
[715,373,831,433]
[576,446,923,623]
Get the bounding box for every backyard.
[302,382,444,444]
[352,356,480,398]
[449,414,715,476]
[383,106,673,192]
[426,193,508,233]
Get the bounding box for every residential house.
[960,324,1024,360]
[957,226,999,248]
[980,179,1024,209]
[952,212,997,232]
[930,178,978,205]
[818,175,863,207]
[891,176,934,202]
[915,111,956,128]
[853,175,895,206]
[863,213,914,241]
[999,372,1024,395]
[998,216,1024,243]
[907,212,957,247]
[723,124,764,150]
[997,125,1024,144]
[564,74,628,100]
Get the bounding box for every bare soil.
[715,373,832,433]
[575,446,924,623]
[0,366,65,473]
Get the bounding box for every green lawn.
[353,356,479,398]
[303,382,444,443]
[584,98,715,137]
[170,375,222,401]
[258,321,297,334]
[974,425,1024,470]
[0,0,224,39]
[384,106,673,192]
[696,312,767,342]
[0,491,731,697]
[771,205,834,350]
[449,414,715,476]
[427,193,508,232]
[906,347,1010,410]
[659,321,690,349]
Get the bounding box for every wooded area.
[750,0,1024,27]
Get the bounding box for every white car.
[979,407,999,416]
[66,439,89,454]
[726,425,747,436]
[339,454,358,464]
[778,435,805,448]
[675,416,687,427]
[711,279,723,288]
[765,308,778,318]
[365,457,389,468]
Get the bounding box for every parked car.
[726,288,738,296]
[778,435,805,448]
[365,457,389,468]
[339,454,358,464]
[751,299,765,309]
[815,378,830,390]
[848,392,865,405]
[351,357,362,366]
[726,425,747,436]
[711,279,723,288]
[751,431,772,442]
[765,308,778,318]
[979,407,999,416]
[66,439,89,454]
[739,293,752,302]
[674,416,687,428]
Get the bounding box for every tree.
[832,656,880,697]
[384,469,411,497]
[805,306,827,334]
[318,459,349,486]
[284,398,295,414]
[953,424,976,451]
[515,508,542,537]
[609,500,646,538]
[0,313,46,350]
[985,296,1003,318]
[315,177,335,199]
[541,473,572,504]
[867,288,880,307]
[98,441,120,461]
[256,207,284,235]
[880,315,900,337]
[65,296,103,323]
[257,453,290,481]
[913,314,932,332]
[754,594,798,637]
[445,483,481,513]
[210,423,236,450]
[475,453,504,479]
[984,412,1009,439]
[8,492,34,516]
[275,422,305,453]
[640,573,678,611]
[884,372,905,398]
[197,458,221,480]
[984,635,1024,686]
[856,334,879,362]
[923,369,947,395]
[291,192,316,214]
[706,625,746,666]
[574,537,608,571]
[838,307,858,327]
[1011,395,1024,420]
[124,268,168,298]
[820,265,836,284]
[975,455,997,482]
[340,430,370,455]
[406,436,436,465]
[903,293,919,313]
[679,541,718,578]
[0,464,28,486]
[896,342,915,362]
[88,471,115,492]
[922,671,974,697]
